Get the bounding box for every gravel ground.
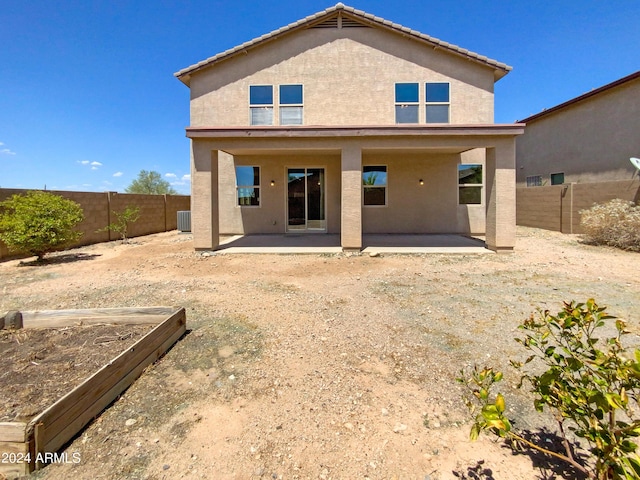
[0,226,638,480]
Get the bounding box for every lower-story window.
[458,164,482,205]
[236,166,260,206]
[550,172,565,185]
[526,175,543,187]
[363,165,387,206]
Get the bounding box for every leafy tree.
[459,300,640,480]
[0,191,84,261]
[125,170,178,195]
[98,205,140,243]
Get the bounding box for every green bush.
[459,300,640,479]
[0,191,84,261]
[99,205,140,243]
[580,199,640,251]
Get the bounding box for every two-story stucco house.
[175,3,524,252]
[517,70,640,187]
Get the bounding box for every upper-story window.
[395,83,419,124]
[250,86,274,125]
[426,83,450,123]
[279,84,303,125]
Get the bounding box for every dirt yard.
[1,227,638,480]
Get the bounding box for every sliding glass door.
[287,168,326,231]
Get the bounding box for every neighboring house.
[175,3,523,252]
[517,70,640,187]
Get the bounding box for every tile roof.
[175,3,512,85]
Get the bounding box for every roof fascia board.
[185,124,526,139]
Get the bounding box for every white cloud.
[78,160,90,165]
[0,141,16,155]
[91,166,98,170]
[182,174,191,181]
[113,171,123,177]
[103,180,113,186]
[91,161,102,166]
[165,173,177,179]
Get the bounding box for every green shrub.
[580,199,640,251]
[0,191,84,261]
[99,205,140,243]
[459,300,640,479]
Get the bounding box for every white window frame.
[236,166,261,207]
[279,84,303,125]
[425,82,450,124]
[362,165,388,207]
[458,163,483,205]
[526,175,543,187]
[394,83,419,124]
[249,85,274,126]
[550,172,565,185]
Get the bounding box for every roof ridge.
[175,4,511,83]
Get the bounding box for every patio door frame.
[286,166,327,233]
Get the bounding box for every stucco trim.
[185,124,525,139]
[186,123,525,138]
[175,3,512,85]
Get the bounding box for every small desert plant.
[99,205,140,242]
[459,300,640,480]
[0,191,84,261]
[580,199,640,251]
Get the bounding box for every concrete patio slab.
[213,234,492,254]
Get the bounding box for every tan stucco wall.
[219,153,342,234]
[217,150,486,236]
[516,77,640,185]
[189,26,495,127]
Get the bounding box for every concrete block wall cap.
[335,2,345,9]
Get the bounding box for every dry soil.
[0,227,638,480]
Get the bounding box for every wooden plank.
[31,308,185,446]
[0,422,28,443]
[0,441,31,477]
[41,322,186,454]
[22,307,175,328]
[33,422,44,471]
[33,308,184,441]
[23,315,167,328]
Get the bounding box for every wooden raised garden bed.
[0,307,186,478]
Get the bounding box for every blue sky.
[1,1,638,194]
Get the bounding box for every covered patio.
[213,233,490,254]
[190,124,524,253]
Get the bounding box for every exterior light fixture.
[419,179,424,185]
[270,180,275,186]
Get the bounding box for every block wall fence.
[516,179,640,234]
[0,189,190,260]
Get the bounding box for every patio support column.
[485,139,516,252]
[340,143,362,251]
[191,141,219,250]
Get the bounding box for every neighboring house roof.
[518,70,640,124]
[175,3,512,86]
